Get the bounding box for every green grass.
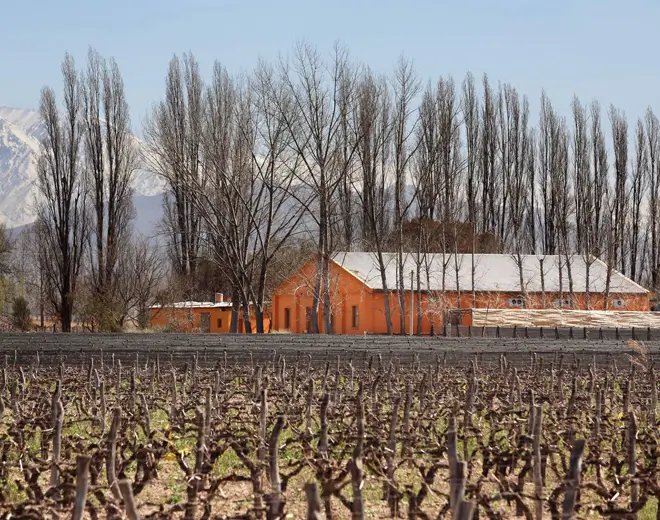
[639,497,657,520]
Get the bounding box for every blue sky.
[1,0,658,135]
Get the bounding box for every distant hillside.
[8,193,164,239]
[0,106,166,228]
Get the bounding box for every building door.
[448,310,462,327]
[305,307,312,333]
[200,312,211,333]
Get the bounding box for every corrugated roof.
[150,301,233,309]
[332,252,648,294]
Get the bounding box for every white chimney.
[215,293,224,304]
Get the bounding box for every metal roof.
[150,301,233,310]
[332,252,648,294]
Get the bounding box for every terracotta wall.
[272,260,374,334]
[272,260,650,335]
[468,291,650,312]
[150,307,269,333]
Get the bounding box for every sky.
[1,0,659,136]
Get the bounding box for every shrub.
[12,296,31,332]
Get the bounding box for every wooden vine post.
[72,455,91,520]
[350,387,365,520]
[561,439,586,520]
[533,405,544,520]
[107,407,122,501]
[269,415,285,519]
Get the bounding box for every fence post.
[632,327,637,341]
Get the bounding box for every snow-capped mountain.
[0,106,166,228]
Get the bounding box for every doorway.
[200,312,211,333]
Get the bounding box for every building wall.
[271,259,650,335]
[150,306,269,333]
[272,260,374,334]
[460,291,649,312]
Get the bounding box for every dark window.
[352,305,359,328]
[217,318,222,328]
[284,308,291,329]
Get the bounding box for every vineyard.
[0,335,659,519]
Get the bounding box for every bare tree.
[571,96,597,308]
[242,64,310,332]
[461,73,480,229]
[36,54,89,332]
[81,48,137,329]
[572,97,590,254]
[425,76,463,328]
[589,101,610,259]
[272,42,360,334]
[144,53,204,289]
[527,128,538,253]
[352,70,395,334]
[646,108,660,293]
[391,56,421,335]
[116,235,165,329]
[554,125,574,307]
[538,92,558,255]
[609,105,629,275]
[502,85,532,306]
[335,68,359,250]
[7,226,53,328]
[500,84,530,249]
[480,75,498,235]
[0,224,11,277]
[196,62,306,333]
[629,119,648,283]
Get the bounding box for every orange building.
[150,293,270,333]
[271,253,650,334]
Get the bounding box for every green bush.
[12,296,31,331]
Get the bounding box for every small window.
[217,318,222,328]
[507,298,524,308]
[352,305,359,328]
[612,299,626,309]
[284,308,291,329]
[552,298,572,308]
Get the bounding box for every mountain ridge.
[0,106,166,229]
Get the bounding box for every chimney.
[215,293,224,304]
